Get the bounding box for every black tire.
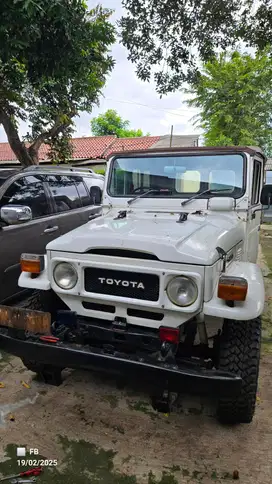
[21,359,63,385]
[17,291,43,311]
[17,289,66,321]
[21,358,44,373]
[217,318,261,424]
[18,290,65,377]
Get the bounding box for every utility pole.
[170,125,173,147]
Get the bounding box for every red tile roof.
[0,135,160,164]
[104,136,160,158]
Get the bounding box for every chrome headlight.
[53,262,78,290]
[166,276,198,307]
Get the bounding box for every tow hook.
[151,342,178,413]
[151,389,178,414]
[151,390,171,413]
[159,341,177,363]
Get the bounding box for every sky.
[0,0,201,143]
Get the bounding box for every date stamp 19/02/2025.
[16,447,58,467]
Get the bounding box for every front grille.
[84,268,159,301]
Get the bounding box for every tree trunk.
[0,109,38,167]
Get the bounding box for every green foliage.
[120,0,272,95]
[91,109,146,137]
[186,51,272,153]
[94,168,106,175]
[0,0,115,165]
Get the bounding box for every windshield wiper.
[127,188,172,206]
[181,188,229,207]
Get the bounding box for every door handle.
[44,226,59,234]
[89,213,99,220]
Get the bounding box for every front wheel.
[217,318,261,424]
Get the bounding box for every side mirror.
[261,185,272,207]
[90,186,102,205]
[0,205,32,225]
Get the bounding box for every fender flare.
[203,261,265,321]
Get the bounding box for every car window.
[45,175,81,213]
[251,161,262,205]
[0,175,50,218]
[73,176,91,207]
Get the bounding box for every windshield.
[108,154,245,199]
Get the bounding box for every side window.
[45,175,81,213]
[0,175,50,219]
[251,161,262,205]
[83,177,103,205]
[73,177,91,207]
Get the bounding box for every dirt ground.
[0,234,272,484]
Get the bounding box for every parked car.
[0,165,104,303]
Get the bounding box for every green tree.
[91,109,147,137]
[120,0,272,95]
[186,51,272,153]
[0,0,115,166]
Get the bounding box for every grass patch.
[260,234,272,347]
[127,400,159,420]
[101,394,119,409]
[260,234,272,271]
[148,471,178,484]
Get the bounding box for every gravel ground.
[0,352,271,484]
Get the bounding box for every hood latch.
[114,210,127,220]
[177,212,188,223]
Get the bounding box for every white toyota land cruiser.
[0,146,269,424]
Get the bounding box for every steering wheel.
[132,186,154,194]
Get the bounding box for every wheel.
[21,359,44,373]
[18,289,66,321]
[19,290,65,384]
[21,359,63,386]
[217,318,261,424]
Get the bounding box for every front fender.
[203,262,265,321]
[18,256,51,291]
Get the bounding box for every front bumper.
[0,328,242,396]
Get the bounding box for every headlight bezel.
[53,262,78,290]
[166,275,198,307]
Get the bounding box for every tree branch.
[0,108,34,167]
[28,111,76,156]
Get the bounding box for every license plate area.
[0,305,51,334]
[84,268,160,301]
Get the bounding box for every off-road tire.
[21,359,44,374]
[17,291,44,311]
[21,359,63,386]
[217,318,261,424]
[17,289,66,321]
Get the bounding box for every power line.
[104,97,197,118]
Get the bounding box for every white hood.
[47,210,244,266]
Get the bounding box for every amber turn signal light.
[218,276,248,301]
[20,253,44,274]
